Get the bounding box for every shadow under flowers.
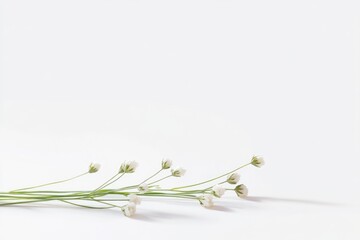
[0,195,343,221]
[243,196,343,206]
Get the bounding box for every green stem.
[98,173,125,190]
[139,193,197,200]
[172,162,252,190]
[148,175,172,185]
[60,200,115,209]
[0,199,52,206]
[92,199,125,209]
[203,180,227,191]
[90,199,129,202]
[148,188,206,194]
[115,183,160,191]
[92,173,120,193]
[138,168,163,185]
[11,172,89,192]
[3,190,85,194]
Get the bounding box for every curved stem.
[92,173,120,193]
[172,162,252,190]
[145,188,204,194]
[139,193,197,200]
[11,172,89,192]
[0,199,52,206]
[147,175,172,185]
[60,200,115,209]
[138,168,163,185]
[91,199,125,209]
[90,199,128,202]
[99,173,125,190]
[202,180,227,191]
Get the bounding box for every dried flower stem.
[0,157,264,217]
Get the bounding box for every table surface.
[1,0,359,239]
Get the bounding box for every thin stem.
[202,180,227,191]
[60,200,114,209]
[145,188,205,194]
[91,199,125,209]
[115,183,160,192]
[3,190,84,194]
[147,175,172,185]
[139,193,197,200]
[115,185,139,191]
[99,173,125,190]
[91,199,129,202]
[172,162,252,190]
[92,173,120,193]
[0,199,51,206]
[112,169,164,192]
[11,172,89,192]
[138,168,163,185]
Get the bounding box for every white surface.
[0,0,359,239]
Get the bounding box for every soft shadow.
[131,213,155,222]
[2,195,342,221]
[133,209,205,222]
[143,197,195,205]
[244,196,342,206]
[211,205,234,212]
[143,198,235,212]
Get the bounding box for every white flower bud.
[161,158,172,169]
[128,194,141,205]
[119,161,138,173]
[235,184,248,198]
[211,184,226,198]
[122,202,137,217]
[198,194,214,208]
[88,163,101,173]
[251,156,265,168]
[227,173,240,184]
[138,183,149,193]
[171,167,186,177]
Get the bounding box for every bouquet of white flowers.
[0,156,264,217]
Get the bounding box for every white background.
[0,0,359,239]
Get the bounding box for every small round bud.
[88,163,101,173]
[251,156,265,168]
[171,167,186,177]
[138,183,149,193]
[227,173,240,184]
[161,158,172,169]
[128,194,141,205]
[211,184,226,198]
[198,194,214,208]
[235,184,248,198]
[119,161,138,173]
[122,202,137,217]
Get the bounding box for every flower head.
[119,161,138,173]
[227,173,240,184]
[88,163,101,173]
[137,183,149,193]
[234,184,248,198]
[211,184,226,198]
[161,158,173,169]
[198,194,214,208]
[251,156,264,168]
[171,167,186,177]
[122,202,136,217]
[128,194,141,205]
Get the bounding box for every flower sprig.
[0,156,265,217]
